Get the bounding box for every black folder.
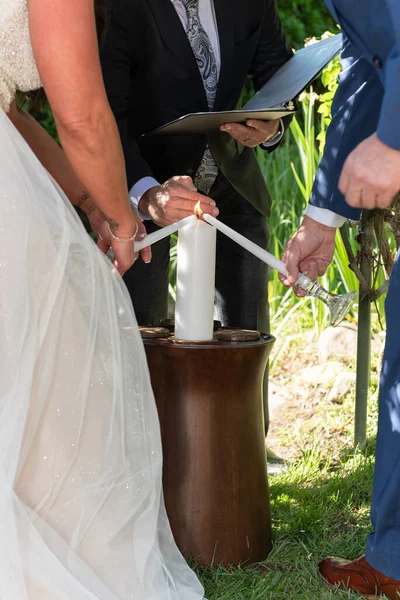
[145,34,342,136]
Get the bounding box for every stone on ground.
[328,371,357,404]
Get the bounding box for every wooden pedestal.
[143,334,275,566]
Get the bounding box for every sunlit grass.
[198,423,379,599]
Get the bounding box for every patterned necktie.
[182,0,219,194]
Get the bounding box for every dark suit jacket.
[310,0,400,220]
[101,0,293,216]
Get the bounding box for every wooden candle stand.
[143,331,275,566]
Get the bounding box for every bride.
[0,0,205,598]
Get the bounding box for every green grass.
[197,450,376,599]
[195,331,384,599]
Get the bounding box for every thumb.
[140,245,152,264]
[178,176,197,191]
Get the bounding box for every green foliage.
[277,0,337,48]
[22,94,58,142]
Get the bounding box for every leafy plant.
[277,0,337,48]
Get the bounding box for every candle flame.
[194,201,203,218]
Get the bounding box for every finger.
[299,259,319,280]
[221,125,257,146]
[135,221,152,264]
[113,259,124,276]
[115,257,134,276]
[169,198,219,218]
[338,164,351,196]
[220,123,250,138]
[97,237,110,254]
[134,232,151,263]
[140,246,152,264]
[174,185,216,205]
[346,185,364,208]
[376,192,396,209]
[247,119,279,137]
[246,119,266,132]
[317,260,328,277]
[282,243,300,287]
[168,195,219,215]
[358,188,377,210]
[112,242,136,276]
[161,207,219,225]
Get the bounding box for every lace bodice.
[0,0,41,112]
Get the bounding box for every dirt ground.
[266,324,385,462]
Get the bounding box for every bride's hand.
[97,212,151,275]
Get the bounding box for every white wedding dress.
[0,1,205,598]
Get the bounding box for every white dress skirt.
[0,107,205,600]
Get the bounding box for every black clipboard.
[144,34,342,137]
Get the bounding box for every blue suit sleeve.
[377,1,400,150]
[309,38,384,220]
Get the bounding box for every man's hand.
[339,133,400,210]
[138,176,219,227]
[220,118,280,148]
[280,216,336,296]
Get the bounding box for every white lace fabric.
[0,0,41,112]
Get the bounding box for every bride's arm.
[27,0,144,273]
[8,102,97,217]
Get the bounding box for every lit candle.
[175,218,217,341]
[134,215,197,251]
[203,214,287,277]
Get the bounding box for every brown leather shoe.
[319,555,400,599]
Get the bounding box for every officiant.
[100,0,293,440]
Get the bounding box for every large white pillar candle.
[175,218,217,341]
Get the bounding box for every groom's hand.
[280,216,336,297]
[339,133,400,209]
[138,176,219,227]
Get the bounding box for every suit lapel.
[146,0,208,109]
[213,0,234,110]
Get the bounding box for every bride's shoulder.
[0,0,41,113]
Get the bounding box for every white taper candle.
[134,215,197,251]
[175,218,217,341]
[203,214,288,277]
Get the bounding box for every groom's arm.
[307,37,385,221]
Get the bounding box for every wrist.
[138,186,158,218]
[76,191,96,216]
[302,215,337,234]
[266,121,280,141]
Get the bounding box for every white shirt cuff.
[262,119,284,148]
[306,205,347,228]
[129,176,159,221]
